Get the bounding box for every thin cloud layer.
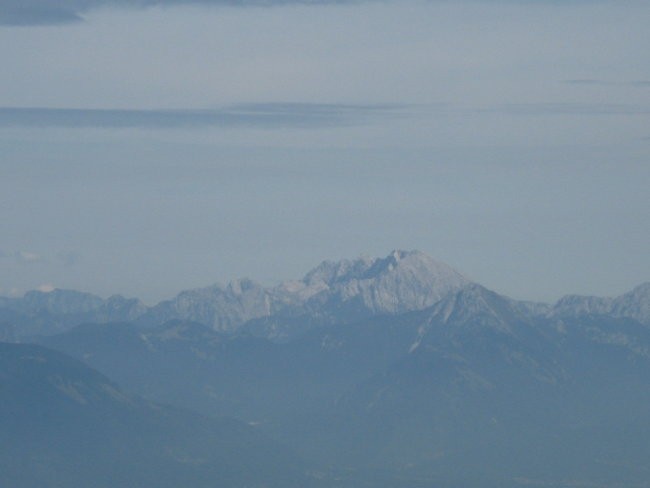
[1,0,614,26]
[14,251,42,264]
[563,79,650,87]
[1,0,648,303]
[481,103,650,116]
[1,102,647,130]
[0,104,408,129]
[2,0,353,26]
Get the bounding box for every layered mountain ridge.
[35,282,650,487]
[1,250,471,339]
[5,250,649,487]
[2,250,649,341]
[551,281,650,324]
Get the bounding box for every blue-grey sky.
[1,0,649,303]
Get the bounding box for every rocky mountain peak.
[302,256,375,286]
[226,278,264,295]
[335,250,470,315]
[427,283,525,331]
[552,282,650,325]
[553,294,613,316]
[20,288,104,315]
[611,282,650,324]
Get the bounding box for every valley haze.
[1,0,649,304]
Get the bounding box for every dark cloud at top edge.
[0,7,84,27]
[0,0,617,27]
[0,0,360,26]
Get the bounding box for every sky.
[0,0,649,304]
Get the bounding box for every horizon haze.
[2,1,649,301]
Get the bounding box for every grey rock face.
[101,295,148,322]
[308,250,470,316]
[143,279,274,333]
[0,290,148,338]
[142,250,470,334]
[552,294,613,317]
[425,283,534,334]
[611,282,650,324]
[19,289,104,316]
[552,282,650,325]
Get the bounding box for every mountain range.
[3,250,650,487]
[2,249,649,341]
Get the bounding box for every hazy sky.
[1,0,649,303]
